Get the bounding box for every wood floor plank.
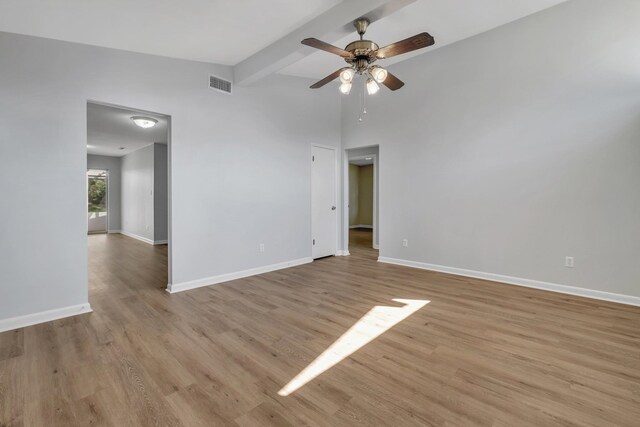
[0,230,639,426]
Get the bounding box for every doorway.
[344,146,379,254]
[87,169,108,234]
[86,101,171,294]
[311,145,338,259]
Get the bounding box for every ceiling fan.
[302,18,435,95]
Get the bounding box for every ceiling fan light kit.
[369,66,388,83]
[339,82,352,94]
[339,68,355,84]
[302,18,435,95]
[366,78,380,95]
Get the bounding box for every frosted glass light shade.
[366,78,379,95]
[339,68,355,84]
[131,116,158,128]
[370,66,388,83]
[339,82,352,94]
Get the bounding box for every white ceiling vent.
[209,75,232,94]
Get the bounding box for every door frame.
[87,168,109,234]
[86,100,173,288]
[343,146,380,253]
[345,154,378,250]
[310,143,340,258]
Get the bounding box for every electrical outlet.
[402,239,408,247]
[259,243,265,253]
[565,256,574,268]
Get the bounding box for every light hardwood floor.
[1,230,639,426]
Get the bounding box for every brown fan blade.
[375,32,434,59]
[310,68,347,89]
[302,38,353,58]
[381,71,405,91]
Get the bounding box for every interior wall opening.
[86,101,171,299]
[344,146,379,256]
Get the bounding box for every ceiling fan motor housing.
[345,40,378,72]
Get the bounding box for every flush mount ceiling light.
[131,116,158,128]
[302,18,435,94]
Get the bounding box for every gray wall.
[342,0,640,298]
[357,165,374,226]
[88,145,166,243]
[348,164,373,227]
[121,144,155,242]
[87,154,121,231]
[0,32,340,321]
[348,164,359,226]
[154,143,168,243]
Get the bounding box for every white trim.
[336,250,350,256]
[349,224,373,229]
[107,229,121,234]
[377,257,640,307]
[120,230,154,244]
[119,231,166,245]
[372,154,378,250]
[373,243,380,250]
[0,303,92,333]
[167,257,313,293]
[166,115,173,286]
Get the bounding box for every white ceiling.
[0,0,341,65]
[0,0,567,79]
[87,103,168,157]
[280,0,567,78]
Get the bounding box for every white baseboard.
[350,225,373,229]
[336,250,350,256]
[373,243,380,250]
[167,257,313,294]
[108,229,121,234]
[120,230,164,245]
[0,303,92,333]
[120,230,153,244]
[377,257,640,307]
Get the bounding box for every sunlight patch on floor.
[278,298,429,396]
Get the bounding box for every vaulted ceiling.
[0,0,342,65]
[0,0,568,82]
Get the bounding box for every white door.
[312,146,337,259]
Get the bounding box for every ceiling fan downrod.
[354,18,369,40]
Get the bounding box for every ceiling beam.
[233,0,416,86]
